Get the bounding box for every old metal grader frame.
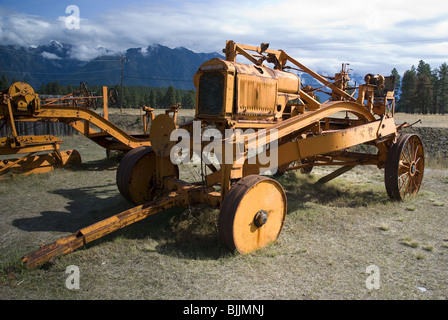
[21,41,425,269]
[0,82,153,176]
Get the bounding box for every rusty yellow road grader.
[20,41,424,269]
[0,82,156,175]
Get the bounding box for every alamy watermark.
[65,265,80,290]
[65,5,80,29]
[169,121,279,174]
[365,264,380,290]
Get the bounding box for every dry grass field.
[0,111,447,301]
[108,108,448,128]
[394,113,448,128]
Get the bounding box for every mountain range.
[0,41,366,100]
[0,41,222,90]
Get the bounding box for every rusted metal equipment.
[22,41,424,269]
[0,82,153,175]
[0,82,81,175]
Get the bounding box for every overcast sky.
[1,0,447,76]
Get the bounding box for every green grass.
[415,253,426,260]
[1,141,448,299]
[401,237,419,248]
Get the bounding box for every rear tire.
[116,147,157,205]
[385,134,424,200]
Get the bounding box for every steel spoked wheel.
[385,134,424,200]
[218,175,287,254]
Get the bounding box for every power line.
[48,77,116,82]
[0,69,122,75]
[0,70,193,83]
[126,75,192,82]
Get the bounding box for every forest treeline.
[2,59,448,114]
[391,60,448,114]
[0,75,196,110]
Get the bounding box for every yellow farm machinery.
[0,82,154,175]
[16,41,424,268]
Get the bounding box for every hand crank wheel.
[384,133,424,200]
[218,175,287,254]
[108,87,118,106]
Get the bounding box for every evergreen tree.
[181,89,196,109]
[431,68,439,114]
[67,84,75,95]
[415,60,433,114]
[1,74,9,90]
[122,86,130,108]
[149,89,156,107]
[176,88,183,105]
[140,92,148,107]
[53,80,63,95]
[156,89,164,108]
[398,66,417,113]
[40,83,46,94]
[130,88,139,108]
[164,85,177,107]
[46,82,55,95]
[390,68,401,94]
[438,62,448,114]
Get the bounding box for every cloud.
[40,51,62,59]
[1,0,447,75]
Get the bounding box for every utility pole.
[120,54,126,113]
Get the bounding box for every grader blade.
[0,150,81,175]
